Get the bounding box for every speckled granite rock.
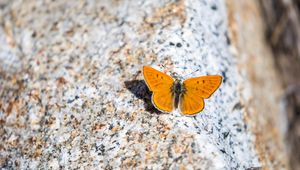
[0,0,288,169]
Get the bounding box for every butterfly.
[143,66,222,116]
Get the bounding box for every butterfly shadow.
[124,80,163,114]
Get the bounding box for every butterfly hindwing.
[179,92,205,116]
[152,89,174,112]
[179,75,222,115]
[143,66,175,112]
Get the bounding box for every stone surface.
[226,1,289,169]
[0,0,288,169]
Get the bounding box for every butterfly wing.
[143,66,175,112]
[179,75,222,115]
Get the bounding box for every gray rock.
[0,0,288,169]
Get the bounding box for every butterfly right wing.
[179,75,222,116]
[143,66,175,112]
[179,91,205,116]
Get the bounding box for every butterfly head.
[172,79,185,95]
[171,72,184,81]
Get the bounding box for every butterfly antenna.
[183,68,200,78]
[159,64,165,70]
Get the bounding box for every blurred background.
[261,0,300,169]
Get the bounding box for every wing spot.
[203,80,205,83]
[197,81,199,84]
[161,76,163,79]
[156,74,159,78]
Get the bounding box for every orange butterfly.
[143,66,222,116]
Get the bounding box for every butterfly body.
[171,80,185,95]
[143,66,222,116]
[171,79,184,109]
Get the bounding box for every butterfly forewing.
[143,66,174,92]
[183,75,222,98]
[179,75,222,115]
[143,66,175,112]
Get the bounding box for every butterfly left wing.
[179,75,222,115]
[143,66,175,112]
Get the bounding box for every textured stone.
[0,0,288,169]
